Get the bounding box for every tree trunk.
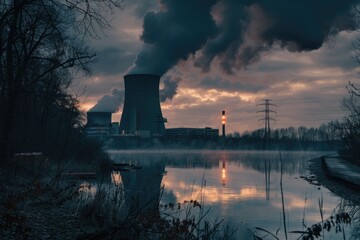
[0,2,21,164]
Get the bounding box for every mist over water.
[104,150,357,239]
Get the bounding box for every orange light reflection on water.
[162,176,265,204]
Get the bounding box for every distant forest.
[105,121,342,151]
[222,121,342,150]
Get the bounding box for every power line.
[257,99,277,145]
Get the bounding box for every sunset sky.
[78,0,360,133]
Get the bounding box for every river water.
[106,150,359,239]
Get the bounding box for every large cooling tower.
[119,74,165,135]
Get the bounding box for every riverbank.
[0,177,93,240]
[307,156,360,205]
[2,152,355,239]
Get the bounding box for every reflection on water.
[221,160,226,187]
[120,159,165,215]
[106,150,358,239]
[265,159,271,200]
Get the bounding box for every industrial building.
[85,74,220,144]
[165,127,219,139]
[85,112,112,138]
[119,74,166,136]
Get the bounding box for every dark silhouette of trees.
[0,0,123,164]
[335,7,360,161]
[225,122,341,150]
[338,81,360,161]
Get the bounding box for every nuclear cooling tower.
[119,74,165,135]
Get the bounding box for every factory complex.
[86,74,221,144]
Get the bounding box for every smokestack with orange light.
[222,110,226,137]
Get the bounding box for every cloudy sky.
[78,0,360,133]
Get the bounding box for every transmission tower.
[257,99,277,145]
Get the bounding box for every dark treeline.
[0,0,122,165]
[237,122,341,142]
[0,2,123,239]
[224,122,342,150]
[104,122,341,150]
[338,79,360,164]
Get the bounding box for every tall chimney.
[222,110,226,137]
[119,74,165,135]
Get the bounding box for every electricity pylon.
[257,99,277,145]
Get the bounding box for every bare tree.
[338,82,360,160]
[0,0,124,164]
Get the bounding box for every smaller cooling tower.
[119,74,165,135]
[87,112,112,127]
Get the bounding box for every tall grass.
[76,173,238,240]
[252,153,352,240]
[279,152,288,240]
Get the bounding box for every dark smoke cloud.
[160,76,181,102]
[130,0,359,75]
[198,0,358,73]
[194,0,251,74]
[259,1,357,50]
[89,88,124,113]
[129,0,219,76]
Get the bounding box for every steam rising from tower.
[119,74,165,135]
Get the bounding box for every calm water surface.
[106,150,359,239]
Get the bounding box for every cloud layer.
[129,0,358,76]
[81,1,360,132]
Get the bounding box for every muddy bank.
[307,157,360,205]
[0,182,93,240]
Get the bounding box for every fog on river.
[100,150,358,239]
